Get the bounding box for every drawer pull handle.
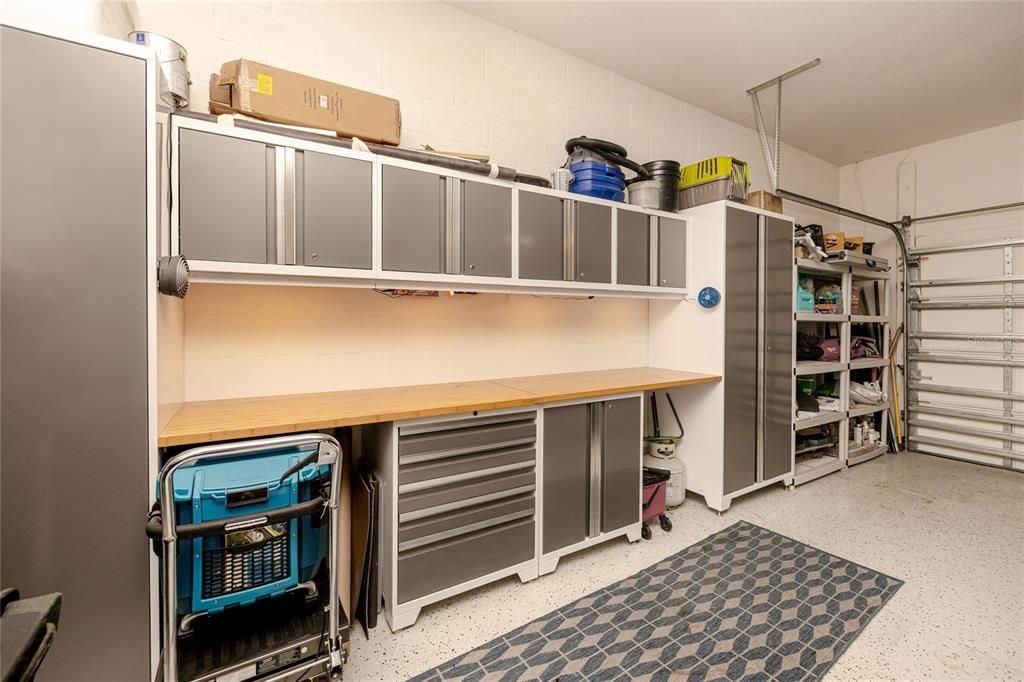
[399,484,535,523]
[398,460,535,495]
[397,509,534,553]
[399,437,536,465]
[399,412,536,436]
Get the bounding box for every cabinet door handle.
[469,263,476,270]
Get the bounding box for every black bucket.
[642,160,681,212]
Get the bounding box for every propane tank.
[643,437,686,507]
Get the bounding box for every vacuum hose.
[565,136,649,180]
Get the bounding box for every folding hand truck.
[148,433,345,682]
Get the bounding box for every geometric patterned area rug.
[410,521,902,681]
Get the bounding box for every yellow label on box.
[256,73,273,95]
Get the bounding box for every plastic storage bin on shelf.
[678,156,749,208]
[569,160,626,202]
[159,446,328,617]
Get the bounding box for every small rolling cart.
[147,433,348,682]
[640,468,673,540]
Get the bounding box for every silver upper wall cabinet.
[518,189,613,285]
[179,129,275,264]
[298,150,373,269]
[381,165,445,273]
[169,117,689,297]
[656,216,687,288]
[616,208,650,286]
[381,164,513,277]
[461,180,512,277]
[173,118,376,275]
[575,202,612,284]
[518,191,566,281]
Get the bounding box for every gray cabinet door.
[601,397,642,533]
[658,217,687,288]
[616,209,649,285]
[382,165,445,273]
[461,180,512,277]
[575,202,612,283]
[1,26,150,680]
[179,128,274,263]
[518,191,565,281]
[542,404,590,553]
[298,150,372,269]
[723,207,759,494]
[762,215,795,480]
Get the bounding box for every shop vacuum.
[562,137,649,202]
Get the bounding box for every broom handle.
[888,325,904,446]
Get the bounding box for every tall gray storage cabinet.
[722,207,793,495]
[1,26,154,680]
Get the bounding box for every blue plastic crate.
[568,160,625,182]
[158,446,328,616]
[570,179,625,202]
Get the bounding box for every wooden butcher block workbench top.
[158,367,720,447]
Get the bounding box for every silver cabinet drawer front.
[398,494,535,548]
[398,411,535,437]
[399,446,535,487]
[397,519,534,604]
[398,420,536,463]
[398,470,536,520]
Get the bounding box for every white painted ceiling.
[456,1,1024,166]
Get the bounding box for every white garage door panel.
[907,208,1023,469]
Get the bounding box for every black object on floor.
[1,588,61,682]
[410,521,902,682]
[352,467,381,636]
[175,574,348,682]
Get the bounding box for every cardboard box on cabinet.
[208,59,401,145]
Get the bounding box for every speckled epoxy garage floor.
[345,452,1024,681]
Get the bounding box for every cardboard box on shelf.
[845,236,864,253]
[824,231,845,253]
[745,190,783,213]
[209,59,401,145]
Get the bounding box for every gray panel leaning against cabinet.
[297,150,372,269]
[1,25,153,681]
[179,128,275,263]
[367,410,540,631]
[616,209,650,286]
[381,165,445,273]
[461,181,512,277]
[518,191,565,281]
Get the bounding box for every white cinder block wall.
[2,0,138,39]
[134,0,841,401]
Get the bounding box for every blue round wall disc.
[697,286,721,308]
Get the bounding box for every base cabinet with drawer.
[540,395,643,575]
[367,410,540,631]
[367,394,644,631]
